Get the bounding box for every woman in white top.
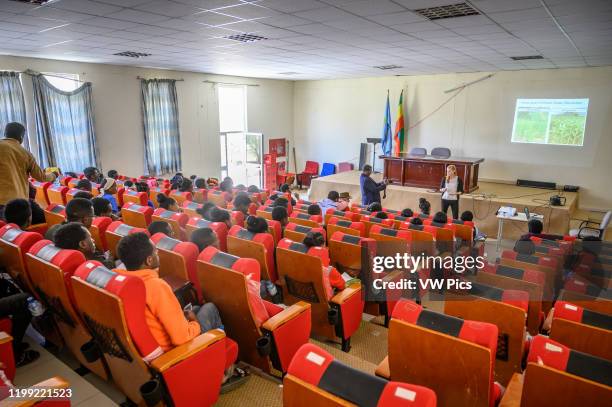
[439,164,463,219]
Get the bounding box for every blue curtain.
[32,74,100,173]
[0,71,28,148]
[141,79,181,176]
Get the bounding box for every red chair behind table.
[185,217,228,252]
[152,208,189,241]
[90,216,112,252]
[105,221,149,259]
[337,162,354,173]
[72,262,230,407]
[276,238,363,351]
[0,224,42,292]
[31,180,51,207]
[121,202,153,229]
[122,190,148,206]
[296,161,319,189]
[47,185,68,205]
[44,204,66,229]
[227,225,278,283]
[283,343,437,407]
[25,241,109,380]
[197,247,311,374]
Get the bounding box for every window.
[218,85,247,132]
[42,73,80,92]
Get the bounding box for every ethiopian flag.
[393,90,405,156]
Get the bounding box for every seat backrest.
[285,343,436,407]
[47,185,68,205]
[151,208,188,240]
[43,204,66,228]
[105,221,149,258]
[304,161,319,174]
[337,162,354,173]
[327,217,365,237]
[149,187,169,208]
[369,226,411,257]
[191,188,207,203]
[320,163,336,177]
[185,217,228,252]
[181,200,203,218]
[557,289,612,315]
[431,147,450,158]
[389,300,496,407]
[328,232,368,278]
[169,190,192,206]
[227,225,277,282]
[121,202,153,228]
[0,224,42,292]
[72,262,160,404]
[361,216,394,237]
[208,190,231,208]
[325,209,359,225]
[32,181,51,206]
[90,216,112,252]
[289,212,323,228]
[122,190,148,206]
[410,147,427,156]
[283,223,326,244]
[267,219,282,246]
[256,205,274,220]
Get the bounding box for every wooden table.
[382,155,484,192]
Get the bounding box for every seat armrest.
[262,301,311,331]
[375,356,390,379]
[0,332,12,345]
[330,284,361,305]
[498,373,523,407]
[150,330,225,373]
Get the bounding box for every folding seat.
[65,188,83,203]
[229,209,245,227]
[105,221,149,258]
[121,202,153,228]
[500,250,558,304]
[376,300,499,407]
[530,235,572,255]
[44,204,66,228]
[67,178,79,189]
[227,225,277,283]
[296,161,319,188]
[327,216,365,237]
[288,212,323,228]
[297,199,314,206]
[148,186,169,208]
[169,190,192,207]
[208,189,232,208]
[397,223,437,255]
[324,209,359,224]
[557,288,612,315]
[90,216,112,252]
[479,263,545,335]
[58,175,72,186]
[123,190,148,206]
[72,262,230,406]
[500,336,612,407]
[0,224,42,292]
[276,238,363,351]
[369,225,411,254]
[31,180,51,206]
[47,185,68,205]
[152,208,189,240]
[25,241,109,380]
[191,188,207,204]
[444,281,529,385]
[283,343,437,407]
[197,247,311,374]
[283,223,326,243]
[563,274,612,301]
[256,205,274,220]
[180,200,201,218]
[267,219,282,246]
[360,215,394,237]
[391,215,411,228]
[548,300,612,360]
[291,203,308,213]
[185,217,228,252]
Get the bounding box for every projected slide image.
[511,98,589,146]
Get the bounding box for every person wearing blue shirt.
[359,165,387,206]
[100,178,119,213]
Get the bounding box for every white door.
[221,132,263,188]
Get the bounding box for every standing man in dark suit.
[360,165,387,206]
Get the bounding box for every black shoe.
[16,350,40,367]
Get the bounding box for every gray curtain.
[141,79,181,176]
[32,74,100,173]
[0,71,28,147]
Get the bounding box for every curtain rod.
[203,80,259,87]
[20,69,89,83]
[137,76,184,81]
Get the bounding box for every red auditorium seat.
[121,202,153,228]
[31,180,51,207]
[89,216,112,252]
[227,225,277,283]
[288,212,323,228]
[296,161,319,188]
[152,208,189,240]
[169,190,192,207]
[197,247,311,374]
[0,224,42,292]
[192,188,208,204]
[284,343,437,407]
[47,185,68,205]
[185,217,228,252]
[283,223,326,243]
[122,190,148,206]
[44,204,66,229]
[327,216,365,237]
[181,201,203,218]
[72,262,231,406]
[149,186,169,208]
[105,221,149,258]
[208,190,232,208]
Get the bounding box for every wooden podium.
[382,154,484,193]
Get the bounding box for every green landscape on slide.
[512,105,587,146]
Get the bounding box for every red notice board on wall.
[269,138,286,157]
[264,153,277,192]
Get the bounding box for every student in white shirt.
[439,164,463,219]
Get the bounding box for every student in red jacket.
[303,231,345,299]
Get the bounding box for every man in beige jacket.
[0,122,57,219]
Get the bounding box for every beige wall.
[0,55,294,179]
[293,67,612,210]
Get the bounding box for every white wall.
[293,67,612,210]
[0,55,294,180]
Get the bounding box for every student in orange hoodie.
[115,233,248,390]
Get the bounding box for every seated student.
[157,194,179,212]
[107,170,119,180]
[233,193,252,216]
[514,236,536,256]
[114,233,248,389]
[76,179,92,193]
[194,178,207,189]
[235,184,247,192]
[54,222,114,269]
[273,197,289,209]
[28,184,46,225]
[339,192,351,208]
[521,218,564,241]
[307,204,321,216]
[92,197,119,221]
[206,177,219,189]
[170,173,184,190]
[219,177,233,193]
[410,217,423,226]
[375,211,388,220]
[136,182,154,208]
[279,183,296,206]
[179,179,193,194]
[303,232,345,299]
[189,175,197,181]
[247,185,259,193]
[196,202,216,221]
[318,191,347,214]
[210,207,232,229]
[190,228,219,252]
[0,291,39,367]
[83,167,102,183]
[148,221,174,238]
[100,178,119,213]
[418,198,431,216]
[3,199,32,229]
[460,210,486,240]
[367,202,382,212]
[123,180,134,190]
[244,216,278,300]
[45,198,95,241]
[272,206,289,229]
[74,191,93,200]
[401,208,414,218]
[432,211,448,225]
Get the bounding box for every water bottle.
[26,297,45,317]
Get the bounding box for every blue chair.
[320,163,336,177]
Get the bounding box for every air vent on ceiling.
[224,33,268,43]
[113,51,152,58]
[278,72,299,75]
[374,65,402,70]
[414,2,479,20]
[9,0,51,5]
[510,55,544,60]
